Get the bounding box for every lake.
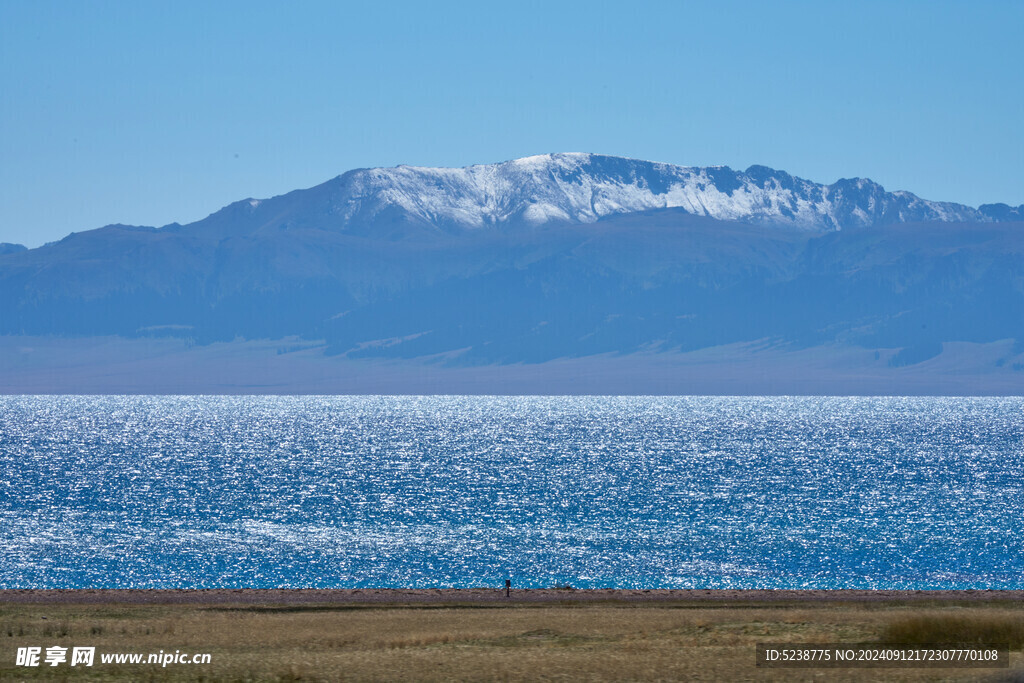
[1,395,1021,589]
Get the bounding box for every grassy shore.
[1,591,1022,681]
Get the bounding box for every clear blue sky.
[2,0,1022,247]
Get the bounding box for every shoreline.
[4,588,1023,606]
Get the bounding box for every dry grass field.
[1,594,1023,682]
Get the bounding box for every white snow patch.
[320,153,986,233]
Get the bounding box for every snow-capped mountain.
[2,152,1023,392]
[188,153,1015,239]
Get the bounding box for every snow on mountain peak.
[198,154,1002,238]
[322,154,989,233]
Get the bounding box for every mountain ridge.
[27,153,1020,249]
[158,153,1019,241]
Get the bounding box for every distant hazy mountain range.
[1,153,1022,394]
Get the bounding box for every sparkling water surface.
[1,396,1022,589]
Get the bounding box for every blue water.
[1,396,1022,589]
